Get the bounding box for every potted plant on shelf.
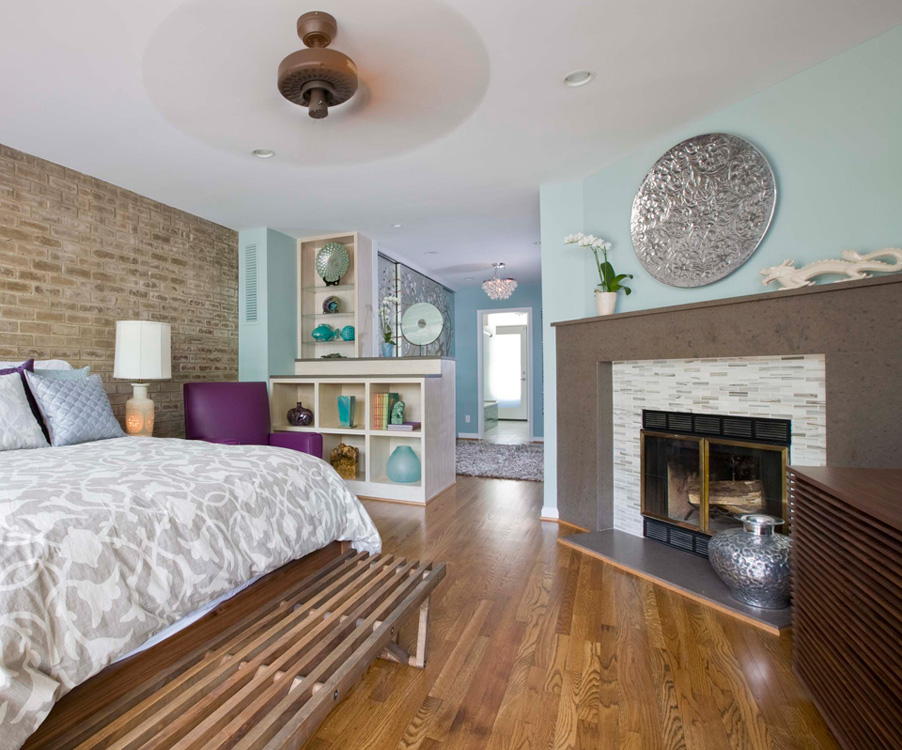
[380,295,399,357]
[564,233,633,316]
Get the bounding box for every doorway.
[477,308,533,444]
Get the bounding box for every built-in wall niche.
[298,232,374,359]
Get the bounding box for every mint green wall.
[540,26,902,514]
[454,283,544,438]
[238,228,297,382]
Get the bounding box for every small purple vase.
[287,401,314,427]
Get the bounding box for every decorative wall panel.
[377,254,454,357]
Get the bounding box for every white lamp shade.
[114,321,172,380]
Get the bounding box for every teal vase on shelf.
[386,445,421,483]
[337,395,356,428]
[381,342,396,358]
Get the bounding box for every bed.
[0,435,381,750]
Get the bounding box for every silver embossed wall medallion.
[630,133,776,288]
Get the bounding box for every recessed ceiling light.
[425,251,439,255]
[252,148,275,159]
[564,70,594,87]
[391,223,403,228]
[463,277,474,281]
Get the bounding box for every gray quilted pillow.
[25,372,125,447]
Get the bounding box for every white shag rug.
[455,440,544,482]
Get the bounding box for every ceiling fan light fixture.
[278,11,358,120]
[482,263,518,300]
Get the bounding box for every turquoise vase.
[386,445,421,483]
[381,342,396,358]
[337,395,355,428]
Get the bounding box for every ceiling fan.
[278,11,358,119]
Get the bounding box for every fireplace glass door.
[641,432,788,535]
[641,434,704,530]
[706,440,787,533]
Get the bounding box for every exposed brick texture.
[0,142,238,438]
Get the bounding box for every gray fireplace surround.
[552,275,902,532]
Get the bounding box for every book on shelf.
[372,392,400,430]
[386,421,421,432]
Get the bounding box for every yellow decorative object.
[330,442,359,480]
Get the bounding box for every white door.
[494,325,528,420]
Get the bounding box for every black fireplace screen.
[641,411,790,535]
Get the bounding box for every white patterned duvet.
[0,437,381,748]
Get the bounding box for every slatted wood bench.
[49,551,445,750]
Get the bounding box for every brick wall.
[0,142,238,438]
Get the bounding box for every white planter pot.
[595,290,618,316]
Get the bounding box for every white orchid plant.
[564,233,633,295]
[379,295,399,344]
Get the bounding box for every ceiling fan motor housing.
[278,11,358,119]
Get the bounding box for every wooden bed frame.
[24,541,445,750]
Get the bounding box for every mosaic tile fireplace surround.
[613,355,826,544]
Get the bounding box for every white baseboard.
[539,505,559,521]
[457,432,480,439]
[530,436,544,443]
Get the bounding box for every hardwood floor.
[308,476,837,750]
[483,420,531,445]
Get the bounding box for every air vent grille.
[723,418,753,439]
[244,243,258,324]
[669,529,695,551]
[668,413,693,432]
[694,415,721,434]
[643,518,712,558]
[641,409,791,447]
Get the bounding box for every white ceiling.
[1,1,900,288]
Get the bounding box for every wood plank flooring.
[307,476,837,750]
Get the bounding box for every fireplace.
[640,410,790,557]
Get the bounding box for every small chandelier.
[482,263,518,300]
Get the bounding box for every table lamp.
[114,320,171,436]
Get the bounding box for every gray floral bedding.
[0,437,380,748]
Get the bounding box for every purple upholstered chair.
[183,382,323,459]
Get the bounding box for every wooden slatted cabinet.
[789,466,902,750]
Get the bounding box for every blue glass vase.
[337,395,355,428]
[386,445,421,483]
[381,342,396,358]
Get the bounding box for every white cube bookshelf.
[270,358,455,505]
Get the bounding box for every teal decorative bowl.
[340,325,355,341]
[312,324,336,342]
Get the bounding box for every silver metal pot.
[708,514,791,609]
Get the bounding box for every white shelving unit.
[270,359,455,505]
[297,232,374,359]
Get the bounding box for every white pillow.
[0,359,73,371]
[0,373,49,451]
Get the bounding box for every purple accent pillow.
[0,360,46,437]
